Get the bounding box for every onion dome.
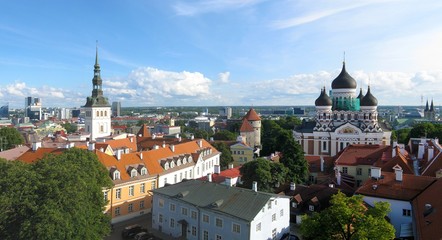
[360,86,378,106]
[331,62,357,89]
[357,88,364,99]
[315,88,332,106]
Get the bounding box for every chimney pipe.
[428,146,434,160]
[170,144,175,152]
[162,141,166,148]
[207,173,212,182]
[116,150,122,160]
[228,163,233,169]
[418,143,425,159]
[252,181,258,192]
[140,152,143,160]
[320,156,324,172]
[32,142,41,151]
[88,142,95,151]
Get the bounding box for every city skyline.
[1,0,442,108]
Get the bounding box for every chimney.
[214,165,221,174]
[152,134,156,139]
[162,141,166,148]
[418,143,425,159]
[153,145,159,150]
[252,181,258,192]
[210,137,214,142]
[395,167,403,181]
[32,142,41,151]
[170,144,175,152]
[191,134,194,140]
[228,163,234,169]
[140,152,143,160]
[392,141,398,157]
[207,173,212,182]
[197,140,203,148]
[178,136,182,142]
[290,182,296,191]
[435,138,439,145]
[116,150,122,160]
[428,146,434,160]
[336,170,341,185]
[88,142,95,151]
[320,156,324,172]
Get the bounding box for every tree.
[212,130,237,141]
[392,128,411,144]
[211,142,234,169]
[239,158,288,192]
[0,148,112,240]
[276,116,301,130]
[278,129,308,183]
[0,127,25,151]
[61,122,77,133]
[300,192,395,240]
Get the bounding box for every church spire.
[92,42,103,98]
[430,99,434,112]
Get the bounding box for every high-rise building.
[219,106,232,119]
[24,97,42,121]
[82,46,111,141]
[0,104,8,119]
[112,101,121,117]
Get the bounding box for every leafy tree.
[239,158,288,192]
[276,116,301,130]
[409,122,436,139]
[393,128,411,144]
[0,148,112,240]
[61,122,77,133]
[213,130,237,141]
[0,127,25,151]
[300,192,395,240]
[211,142,234,169]
[278,129,308,183]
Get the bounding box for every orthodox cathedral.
[294,62,391,157]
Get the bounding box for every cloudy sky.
[1,0,442,108]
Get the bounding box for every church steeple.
[430,99,434,112]
[83,44,110,108]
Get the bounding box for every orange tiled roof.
[102,137,137,152]
[137,124,151,138]
[335,144,391,166]
[16,147,67,163]
[244,108,261,121]
[421,151,442,177]
[239,118,254,132]
[305,155,334,173]
[356,172,436,201]
[380,150,414,175]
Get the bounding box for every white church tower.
[82,46,111,141]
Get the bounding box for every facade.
[230,139,254,167]
[82,47,111,141]
[25,97,42,121]
[423,99,436,120]
[239,108,261,148]
[152,180,290,240]
[294,62,391,157]
[0,104,8,118]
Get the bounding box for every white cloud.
[173,0,262,16]
[218,71,230,83]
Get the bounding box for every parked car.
[122,224,147,239]
[134,232,154,240]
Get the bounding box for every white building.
[356,168,436,239]
[82,47,111,141]
[152,180,290,240]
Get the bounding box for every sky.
[1,0,442,108]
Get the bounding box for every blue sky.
[1,0,442,108]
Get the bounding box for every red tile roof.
[137,124,151,137]
[16,147,67,163]
[356,172,436,201]
[335,144,391,166]
[244,108,261,121]
[380,150,414,175]
[200,166,242,184]
[412,178,442,240]
[239,118,254,132]
[421,151,442,177]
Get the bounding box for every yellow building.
[230,141,254,167]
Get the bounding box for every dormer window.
[130,168,137,178]
[188,156,193,162]
[177,159,182,166]
[292,202,297,208]
[182,157,187,164]
[309,205,314,211]
[170,161,175,168]
[140,167,147,176]
[164,162,169,170]
[113,170,120,180]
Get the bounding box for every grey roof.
[295,121,315,133]
[152,180,285,222]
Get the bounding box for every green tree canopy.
[211,142,234,169]
[61,122,77,134]
[300,192,395,240]
[0,127,25,151]
[0,148,112,240]
[212,130,237,141]
[239,158,288,192]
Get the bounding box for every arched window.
[140,167,147,176]
[164,162,169,170]
[113,170,120,180]
[96,111,99,116]
[130,169,137,178]
[104,111,107,117]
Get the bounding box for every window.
[141,167,147,175]
[170,203,176,212]
[268,201,272,209]
[131,169,137,178]
[103,191,108,201]
[158,198,164,208]
[170,218,175,228]
[292,202,297,208]
[115,188,121,199]
[272,213,276,222]
[216,218,223,228]
[151,181,156,190]
[256,222,261,232]
[342,167,348,174]
[232,223,241,233]
[203,230,209,240]
[272,229,277,240]
[189,169,192,178]
[174,174,177,183]
[216,235,222,240]
[140,183,145,193]
[309,205,315,211]
[113,170,120,180]
[322,141,327,151]
[100,125,104,132]
[115,207,120,216]
[159,214,163,223]
[403,209,411,216]
[96,111,99,116]
[280,209,284,217]
[356,168,362,175]
[191,211,197,219]
[203,214,209,223]
[181,207,188,216]
[192,226,196,236]
[140,200,145,209]
[128,203,133,212]
[368,168,372,176]
[129,185,134,196]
